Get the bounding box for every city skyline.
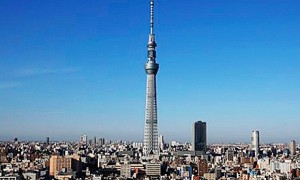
[0,0,300,143]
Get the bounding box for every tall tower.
[192,121,207,155]
[251,130,260,157]
[143,0,159,156]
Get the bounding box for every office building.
[198,158,208,177]
[226,149,234,161]
[181,165,192,179]
[146,163,161,177]
[290,140,296,155]
[92,136,97,146]
[80,135,87,145]
[49,155,72,176]
[46,137,50,145]
[98,138,105,146]
[192,121,207,154]
[143,0,160,156]
[158,135,164,151]
[120,163,131,178]
[251,130,260,157]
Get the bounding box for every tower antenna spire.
[147,0,157,62]
[150,0,154,34]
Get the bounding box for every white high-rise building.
[80,135,87,145]
[158,135,164,151]
[251,130,260,157]
[143,0,159,156]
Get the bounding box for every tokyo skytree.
[143,0,159,156]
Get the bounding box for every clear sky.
[0,0,299,143]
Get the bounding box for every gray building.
[251,130,260,157]
[289,140,296,155]
[146,163,161,177]
[120,163,131,178]
[23,172,38,180]
[192,121,207,154]
[0,175,21,180]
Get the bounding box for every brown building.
[0,151,8,163]
[49,155,72,176]
[242,173,249,180]
[30,153,41,162]
[193,175,200,180]
[296,168,300,177]
[198,158,208,177]
[240,157,250,164]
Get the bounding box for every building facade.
[49,155,72,176]
[192,121,207,154]
[251,130,260,157]
[158,135,164,151]
[120,163,131,178]
[80,135,87,146]
[290,140,296,155]
[146,163,161,177]
[198,158,208,177]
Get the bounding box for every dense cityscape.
[0,127,299,180]
[1,0,299,180]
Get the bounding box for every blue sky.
[0,0,299,143]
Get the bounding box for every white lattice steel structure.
[143,0,159,156]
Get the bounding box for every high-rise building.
[49,155,72,176]
[46,137,50,145]
[226,149,234,161]
[192,121,207,154]
[13,137,18,144]
[143,0,159,156]
[251,130,260,157]
[98,138,105,146]
[289,140,296,155]
[198,158,208,177]
[80,135,87,145]
[92,136,97,146]
[158,135,164,151]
